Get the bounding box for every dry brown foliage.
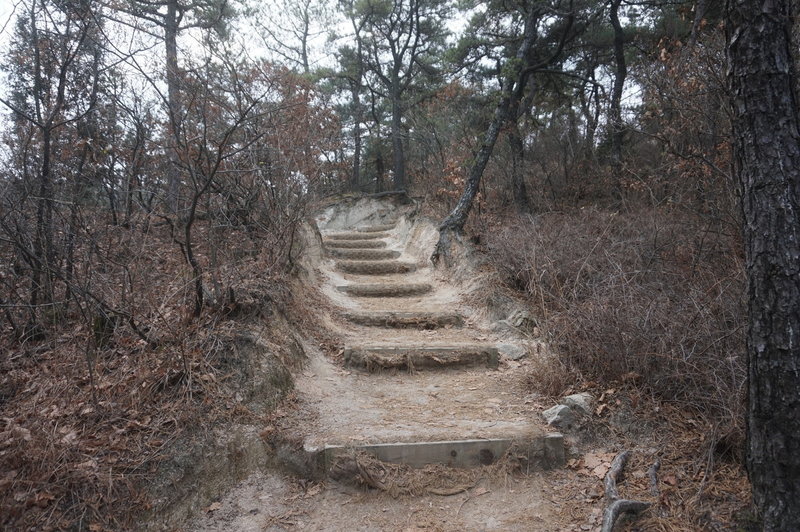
[0,213,303,530]
[486,206,746,444]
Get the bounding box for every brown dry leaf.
[205,502,222,513]
[580,453,616,478]
[583,454,603,469]
[304,484,322,498]
[33,491,56,508]
[663,474,679,486]
[60,430,78,445]
[472,486,490,497]
[591,463,610,479]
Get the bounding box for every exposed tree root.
[601,451,651,532]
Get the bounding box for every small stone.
[497,343,527,361]
[562,393,594,415]
[542,404,576,429]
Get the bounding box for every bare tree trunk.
[165,0,181,214]
[609,0,626,202]
[727,0,800,529]
[508,110,530,213]
[390,86,406,191]
[351,85,363,191]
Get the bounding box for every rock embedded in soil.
[562,393,594,415]
[497,343,527,361]
[543,404,577,430]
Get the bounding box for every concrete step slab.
[319,433,565,470]
[344,344,499,370]
[328,249,401,260]
[337,283,432,298]
[325,240,387,249]
[327,232,390,240]
[336,261,416,275]
[343,311,463,328]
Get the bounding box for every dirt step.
[336,261,416,275]
[324,240,387,249]
[344,345,499,370]
[319,434,565,471]
[355,224,395,232]
[327,232,390,240]
[337,283,432,297]
[328,249,401,260]
[342,311,463,328]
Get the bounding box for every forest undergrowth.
[0,213,303,531]
[484,205,751,530]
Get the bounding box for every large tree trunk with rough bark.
[727,1,800,529]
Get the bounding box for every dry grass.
[486,207,746,434]
[482,205,751,529]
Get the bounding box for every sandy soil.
[186,199,597,532]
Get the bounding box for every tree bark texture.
[727,1,800,529]
[165,0,181,214]
[390,88,406,191]
[351,87,363,191]
[609,0,626,199]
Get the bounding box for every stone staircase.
[300,215,564,472]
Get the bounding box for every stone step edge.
[324,240,388,249]
[335,261,417,274]
[355,224,396,232]
[304,434,565,471]
[327,249,401,260]
[327,232,390,240]
[344,345,500,370]
[342,311,463,328]
[337,283,432,297]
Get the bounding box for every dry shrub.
[487,207,746,435]
[522,351,578,399]
[0,211,305,530]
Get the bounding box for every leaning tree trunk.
[727,0,800,529]
[431,6,541,264]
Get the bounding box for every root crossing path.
[190,197,569,531]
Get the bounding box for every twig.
[455,487,490,516]
[648,460,661,498]
[601,450,651,532]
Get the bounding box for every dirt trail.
[188,197,575,531]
